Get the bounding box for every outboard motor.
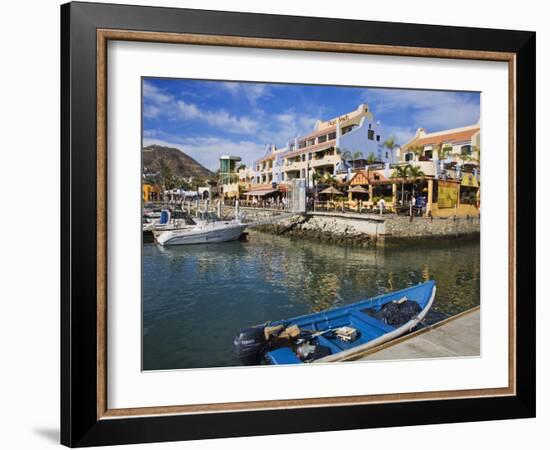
[234,326,267,365]
[159,209,171,225]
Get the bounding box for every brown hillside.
[142,144,214,180]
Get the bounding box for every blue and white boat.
[234,280,436,365]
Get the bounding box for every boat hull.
[260,281,436,364]
[157,223,247,246]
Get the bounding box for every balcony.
[310,154,340,168]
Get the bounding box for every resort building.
[218,155,242,185]
[400,124,480,179]
[280,103,388,186]
[342,123,481,217]
[248,104,390,195]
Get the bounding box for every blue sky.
[143,78,480,171]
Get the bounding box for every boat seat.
[349,310,395,333]
[266,347,302,364]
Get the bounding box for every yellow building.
[142,183,162,202]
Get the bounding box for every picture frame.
[60,1,536,447]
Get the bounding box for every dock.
[347,306,480,362]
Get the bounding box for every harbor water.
[143,231,480,370]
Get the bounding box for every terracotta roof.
[350,169,390,184]
[406,127,479,149]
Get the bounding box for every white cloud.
[143,81,259,134]
[175,100,258,134]
[217,82,272,107]
[259,109,320,146]
[143,80,173,104]
[364,88,480,132]
[382,126,418,146]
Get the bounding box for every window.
[461,145,472,157]
[301,169,306,178]
[368,129,375,140]
[328,132,336,140]
[385,152,388,159]
[298,141,306,149]
[301,154,306,162]
[376,135,380,142]
[308,153,312,160]
[405,153,413,162]
[307,138,315,146]
[318,135,327,143]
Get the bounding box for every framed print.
[60,1,536,447]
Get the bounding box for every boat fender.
[233,326,267,364]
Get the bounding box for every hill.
[142,144,214,180]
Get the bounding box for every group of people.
[248,196,289,210]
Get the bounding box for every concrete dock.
[350,306,480,361]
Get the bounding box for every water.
[143,231,480,370]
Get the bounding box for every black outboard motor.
[234,326,267,365]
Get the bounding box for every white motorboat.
[155,220,247,246]
[143,209,202,232]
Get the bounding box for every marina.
[140,80,482,372]
[142,231,479,370]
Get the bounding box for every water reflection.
[143,231,479,370]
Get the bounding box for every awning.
[244,189,277,196]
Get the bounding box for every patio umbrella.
[348,184,369,201]
[349,185,369,194]
[320,186,343,196]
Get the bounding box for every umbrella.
[349,185,369,194]
[320,186,343,196]
[348,184,369,201]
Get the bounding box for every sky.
[142,78,480,171]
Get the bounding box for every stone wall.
[382,215,480,240]
[220,206,479,246]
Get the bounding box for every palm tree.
[352,150,363,160]
[340,149,352,161]
[410,145,424,161]
[408,165,425,197]
[322,172,339,187]
[382,136,400,161]
[365,152,377,183]
[154,157,175,196]
[472,145,480,162]
[392,164,411,204]
[439,144,453,160]
[366,152,376,165]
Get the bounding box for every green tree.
[365,152,377,183]
[383,136,400,160]
[408,165,425,196]
[340,149,352,161]
[322,172,339,187]
[352,150,363,160]
[153,157,176,195]
[391,164,411,204]
[472,145,480,161]
[410,145,425,160]
[439,144,453,160]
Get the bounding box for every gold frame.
[96,29,516,420]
